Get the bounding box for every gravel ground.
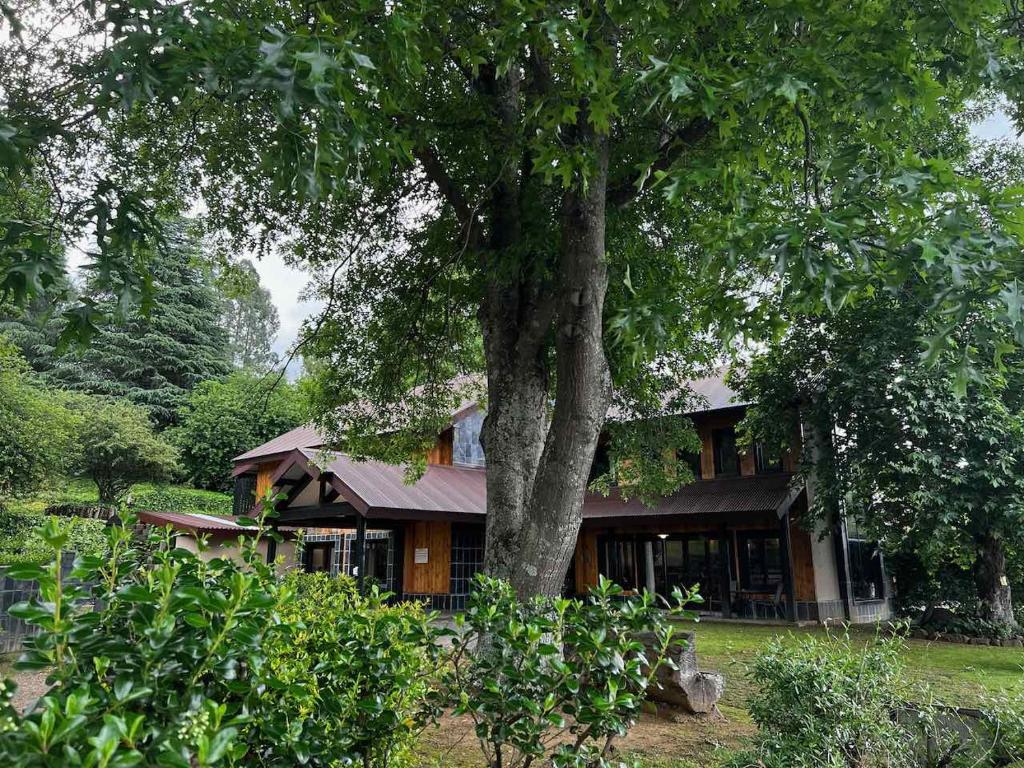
[5,666,50,714]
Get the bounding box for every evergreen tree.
[40,221,231,427]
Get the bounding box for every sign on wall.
[414,548,429,564]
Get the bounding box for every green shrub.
[0,507,109,565]
[0,514,440,768]
[440,576,697,768]
[726,629,918,768]
[264,571,441,767]
[130,484,233,517]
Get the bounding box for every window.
[364,537,391,587]
[712,428,739,476]
[304,542,334,573]
[589,441,611,482]
[737,532,783,591]
[754,443,783,474]
[450,525,485,596]
[682,451,702,480]
[232,474,256,516]
[597,536,640,592]
[453,409,486,467]
[847,521,886,601]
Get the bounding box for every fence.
[0,553,76,654]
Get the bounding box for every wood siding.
[402,521,452,594]
[789,525,817,601]
[427,427,454,466]
[574,529,599,595]
[255,462,279,502]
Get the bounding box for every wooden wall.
[574,529,599,594]
[402,521,452,594]
[427,428,454,466]
[789,525,817,601]
[255,461,279,502]
[692,409,802,480]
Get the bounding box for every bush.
[0,506,108,565]
[131,484,233,517]
[440,575,696,768]
[727,629,921,768]
[264,572,441,767]
[72,398,180,504]
[170,373,306,492]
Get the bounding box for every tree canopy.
[3,0,1024,594]
[170,372,307,492]
[219,259,282,373]
[29,221,231,427]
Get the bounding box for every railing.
[0,553,76,654]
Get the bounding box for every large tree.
[35,221,231,427]
[735,295,1024,629]
[2,1,1024,596]
[219,259,282,372]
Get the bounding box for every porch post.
[779,511,797,621]
[354,514,367,594]
[643,540,656,595]
[719,527,732,618]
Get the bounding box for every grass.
[411,619,1024,767]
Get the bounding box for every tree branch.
[412,143,475,229]
[607,115,714,208]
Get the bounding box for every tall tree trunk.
[507,135,613,597]
[973,532,1017,629]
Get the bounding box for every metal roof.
[308,449,488,518]
[234,372,745,465]
[275,448,795,522]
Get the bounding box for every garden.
[2,513,1022,768]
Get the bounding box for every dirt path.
[415,706,755,767]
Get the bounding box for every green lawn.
[692,620,1024,712]
[413,619,1024,768]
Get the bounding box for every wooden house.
[230,374,892,623]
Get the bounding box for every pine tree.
[38,221,231,427]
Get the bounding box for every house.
[230,374,892,623]
[137,510,299,567]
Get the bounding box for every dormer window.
[453,408,486,467]
[754,443,783,474]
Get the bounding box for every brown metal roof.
[308,449,488,519]
[235,372,745,466]
[137,510,299,535]
[581,473,795,521]
[275,448,795,522]
[233,424,326,463]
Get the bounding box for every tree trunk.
[506,138,612,598]
[973,532,1017,629]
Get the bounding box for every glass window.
[597,536,640,591]
[453,409,486,467]
[754,443,783,474]
[682,451,702,480]
[305,542,334,573]
[847,523,886,601]
[450,525,485,596]
[738,533,783,591]
[712,428,740,476]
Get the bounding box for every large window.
[653,535,724,604]
[304,541,335,573]
[847,522,886,601]
[737,532,783,591]
[712,428,739,477]
[453,409,486,467]
[450,525,485,595]
[597,536,641,591]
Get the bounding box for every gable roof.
[271,447,796,524]
[235,372,746,465]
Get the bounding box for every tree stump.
[639,630,725,716]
